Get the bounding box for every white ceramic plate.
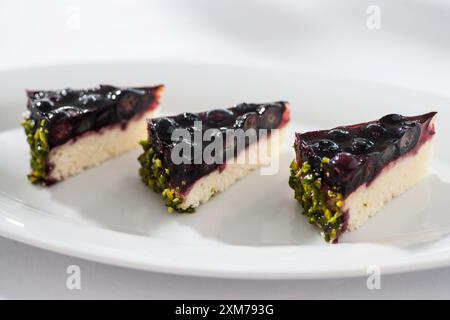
[0,62,449,279]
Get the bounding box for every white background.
[1,0,450,299]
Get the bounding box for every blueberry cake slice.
[289,112,437,243]
[22,85,164,185]
[138,102,290,212]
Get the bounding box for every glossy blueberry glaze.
[147,101,290,191]
[295,112,437,196]
[26,84,163,147]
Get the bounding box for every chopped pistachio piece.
[321,157,330,164]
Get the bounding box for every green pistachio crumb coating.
[21,117,50,185]
[288,159,345,243]
[138,139,195,213]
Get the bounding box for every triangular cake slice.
[138,102,290,212]
[22,84,164,185]
[289,112,437,243]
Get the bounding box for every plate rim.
[2,188,450,280]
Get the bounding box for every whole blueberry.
[34,99,54,112]
[235,103,258,114]
[155,118,177,142]
[363,156,380,182]
[327,128,352,141]
[257,105,282,130]
[330,152,362,174]
[351,137,374,154]
[234,112,259,131]
[175,112,201,127]
[380,140,399,165]
[206,109,235,127]
[311,139,340,157]
[398,124,420,154]
[364,123,387,140]
[380,114,404,125]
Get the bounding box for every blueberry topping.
[235,103,258,114]
[312,139,340,157]
[139,101,287,196]
[351,137,374,154]
[330,152,362,173]
[206,109,235,127]
[380,113,404,125]
[363,156,381,181]
[52,107,83,118]
[364,123,387,140]
[293,111,436,221]
[327,128,351,141]
[48,115,73,146]
[235,112,258,131]
[395,121,417,137]
[78,93,102,105]
[75,115,95,134]
[34,99,54,112]
[55,88,78,103]
[258,105,282,129]
[95,109,116,128]
[155,118,177,142]
[99,85,118,93]
[117,92,142,120]
[175,112,201,127]
[380,141,399,164]
[399,124,420,154]
[27,85,161,143]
